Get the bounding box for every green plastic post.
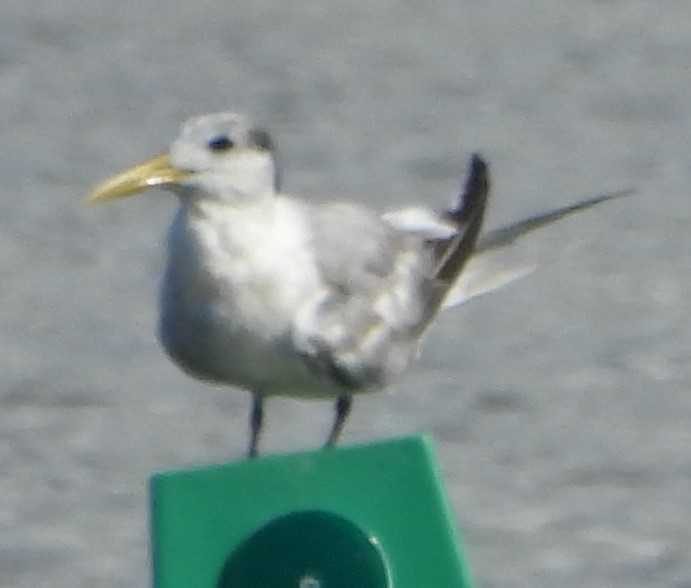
[150,435,475,587]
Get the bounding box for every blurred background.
[2,1,691,586]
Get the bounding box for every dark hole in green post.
[217,510,390,588]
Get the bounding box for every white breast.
[158,196,342,397]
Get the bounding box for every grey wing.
[442,188,633,308]
[292,155,490,390]
[292,201,437,390]
[475,189,632,253]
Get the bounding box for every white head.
[88,112,280,205]
[170,113,279,202]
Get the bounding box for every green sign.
[150,436,474,587]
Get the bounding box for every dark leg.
[248,392,264,459]
[325,394,353,448]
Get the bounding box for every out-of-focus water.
[2,2,690,586]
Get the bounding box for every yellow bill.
[87,154,193,203]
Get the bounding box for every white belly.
[158,198,347,399]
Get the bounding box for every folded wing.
[292,155,490,389]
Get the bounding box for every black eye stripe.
[207,135,235,151]
[248,128,274,151]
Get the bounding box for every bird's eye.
[207,135,235,152]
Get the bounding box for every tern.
[88,112,627,457]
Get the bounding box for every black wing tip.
[450,152,489,223]
[432,152,491,287]
[467,153,488,191]
[469,152,487,174]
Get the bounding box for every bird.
[88,111,628,458]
